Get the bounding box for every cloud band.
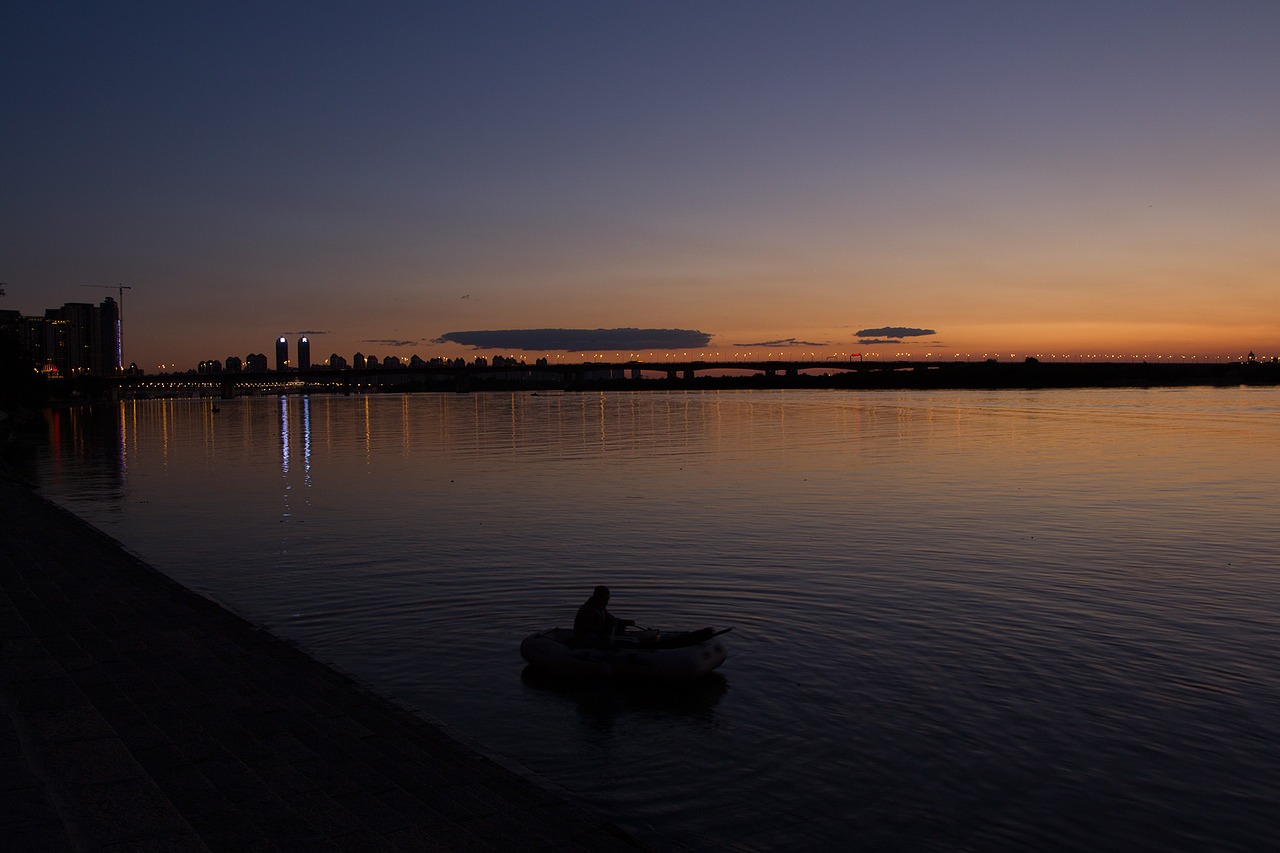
[855,327,937,338]
[434,328,713,352]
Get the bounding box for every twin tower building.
[276,336,310,371]
[249,337,393,373]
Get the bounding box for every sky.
[3,1,1278,371]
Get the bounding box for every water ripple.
[30,388,1280,851]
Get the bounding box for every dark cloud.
[732,337,826,348]
[283,330,330,336]
[855,327,936,338]
[434,328,713,352]
[362,339,419,347]
[855,339,902,345]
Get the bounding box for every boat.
[520,626,730,682]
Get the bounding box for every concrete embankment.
[0,475,651,851]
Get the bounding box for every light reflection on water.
[30,388,1280,851]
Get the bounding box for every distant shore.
[570,359,1280,393]
[29,358,1280,401]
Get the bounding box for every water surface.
[32,388,1280,850]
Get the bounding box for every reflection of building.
[0,297,121,376]
[297,336,310,371]
[276,337,289,371]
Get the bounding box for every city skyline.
[3,3,1278,373]
[5,289,1273,373]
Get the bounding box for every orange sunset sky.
[3,2,1277,371]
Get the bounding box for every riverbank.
[44,357,1280,401]
[0,475,653,851]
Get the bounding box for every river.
[27,387,1280,851]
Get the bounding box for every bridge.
[107,358,882,397]
[78,357,1275,399]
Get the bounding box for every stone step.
[1,477,653,851]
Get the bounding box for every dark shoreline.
[0,475,656,851]
[39,358,1280,401]
[585,359,1280,393]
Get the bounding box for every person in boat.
[573,585,635,648]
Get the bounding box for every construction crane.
[81,284,133,370]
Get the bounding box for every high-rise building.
[297,336,310,371]
[0,297,120,376]
[276,336,289,371]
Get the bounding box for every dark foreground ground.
[0,475,652,851]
